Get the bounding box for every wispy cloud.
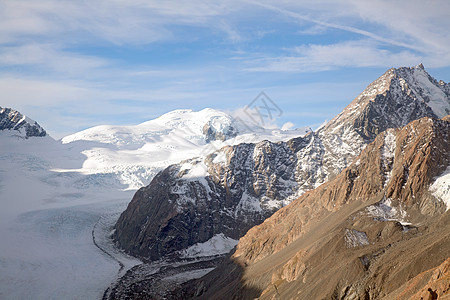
[244,40,426,72]
[246,1,426,52]
[346,0,450,53]
[239,0,450,72]
[0,44,109,76]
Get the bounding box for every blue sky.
[1,0,449,138]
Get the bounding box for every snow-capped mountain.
[59,108,240,190]
[60,108,309,190]
[0,106,306,215]
[0,106,47,138]
[113,65,450,261]
[62,108,238,146]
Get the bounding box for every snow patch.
[182,161,209,179]
[430,166,450,211]
[412,68,450,118]
[212,151,227,164]
[366,198,410,225]
[59,108,309,191]
[345,229,369,248]
[381,130,396,185]
[179,233,238,258]
[235,191,262,216]
[382,130,396,160]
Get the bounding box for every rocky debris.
[103,256,223,300]
[0,106,47,138]
[113,65,450,262]
[176,116,449,300]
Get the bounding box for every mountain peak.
[322,65,449,141]
[0,106,47,138]
[63,108,238,147]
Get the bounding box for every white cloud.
[0,0,448,52]
[248,1,425,52]
[252,0,450,52]
[1,0,448,70]
[0,77,91,107]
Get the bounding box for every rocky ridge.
[113,65,450,261]
[0,106,47,138]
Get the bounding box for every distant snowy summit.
[62,108,309,147]
[0,106,46,138]
[62,108,238,147]
[57,108,309,190]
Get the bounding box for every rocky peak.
[321,65,449,142]
[0,106,47,138]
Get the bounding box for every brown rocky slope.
[176,116,450,299]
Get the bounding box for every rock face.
[233,117,449,264]
[113,65,450,261]
[177,116,450,300]
[0,106,47,138]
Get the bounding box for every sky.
[1,0,449,139]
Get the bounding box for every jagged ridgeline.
[113,65,450,261]
[0,107,47,138]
